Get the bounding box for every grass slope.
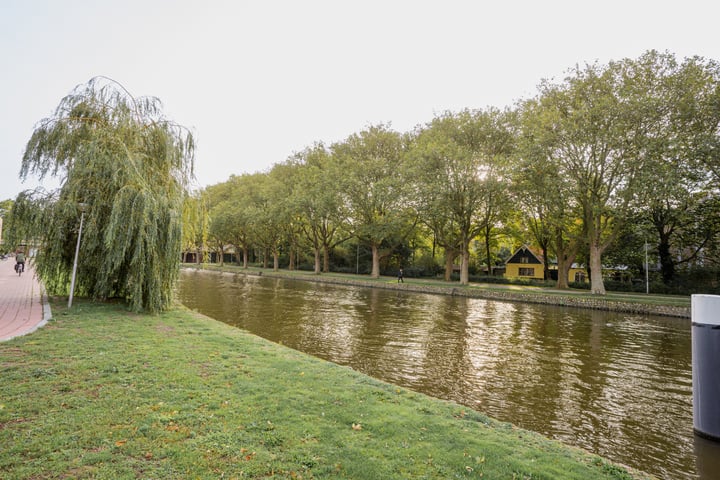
[0,300,651,479]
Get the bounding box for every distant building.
[505,244,589,283]
[504,245,544,280]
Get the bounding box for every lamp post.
[68,203,88,308]
[645,241,649,295]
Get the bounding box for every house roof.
[505,245,543,265]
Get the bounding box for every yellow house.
[504,245,544,280]
[505,245,589,283]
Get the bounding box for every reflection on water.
[178,270,719,480]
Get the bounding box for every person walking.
[397,267,404,283]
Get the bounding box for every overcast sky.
[1,0,719,200]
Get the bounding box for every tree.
[410,109,514,285]
[268,160,305,271]
[333,125,417,278]
[206,175,259,268]
[627,52,720,283]
[534,59,658,295]
[181,191,208,264]
[514,98,584,288]
[243,172,286,271]
[17,77,195,312]
[0,199,15,252]
[291,144,351,274]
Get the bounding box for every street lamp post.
[68,203,88,308]
[645,241,649,295]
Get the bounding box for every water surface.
[178,270,720,479]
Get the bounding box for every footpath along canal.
[178,269,720,480]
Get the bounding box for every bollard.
[692,294,720,441]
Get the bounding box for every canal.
[178,269,720,479]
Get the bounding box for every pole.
[68,206,86,308]
[645,241,649,295]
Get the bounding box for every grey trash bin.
[693,294,720,441]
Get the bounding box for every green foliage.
[333,124,417,278]
[189,50,719,293]
[410,109,515,284]
[16,77,195,312]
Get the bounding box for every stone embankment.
[188,267,691,319]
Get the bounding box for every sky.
[1,0,720,201]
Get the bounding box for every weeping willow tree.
[17,77,195,312]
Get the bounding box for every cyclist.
[15,251,26,274]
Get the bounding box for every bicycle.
[15,262,24,276]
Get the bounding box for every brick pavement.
[0,259,51,342]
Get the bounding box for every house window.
[521,257,529,263]
[519,268,535,276]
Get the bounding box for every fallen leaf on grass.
[115,440,127,447]
[351,423,362,431]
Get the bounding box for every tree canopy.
[16,77,195,312]
[188,50,720,295]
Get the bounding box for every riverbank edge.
[183,265,690,319]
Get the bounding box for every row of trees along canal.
[191,51,720,296]
[4,50,720,314]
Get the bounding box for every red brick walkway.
[0,259,50,341]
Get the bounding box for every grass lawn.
[0,299,651,479]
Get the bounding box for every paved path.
[0,259,51,342]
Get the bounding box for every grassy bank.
[0,300,651,479]
[188,264,691,318]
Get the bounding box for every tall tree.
[628,52,720,283]
[514,98,584,288]
[333,124,416,278]
[292,144,350,274]
[247,172,286,271]
[0,199,15,250]
[534,59,657,295]
[206,175,258,268]
[181,191,208,264]
[410,109,514,285]
[268,160,305,271]
[17,77,195,312]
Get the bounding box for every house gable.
[506,246,542,265]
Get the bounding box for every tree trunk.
[556,254,573,290]
[485,230,492,276]
[444,250,455,281]
[314,247,321,274]
[657,233,674,284]
[242,248,248,269]
[460,242,470,285]
[371,243,381,278]
[554,230,570,289]
[273,251,279,271]
[288,248,296,271]
[323,244,331,273]
[589,241,606,295]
